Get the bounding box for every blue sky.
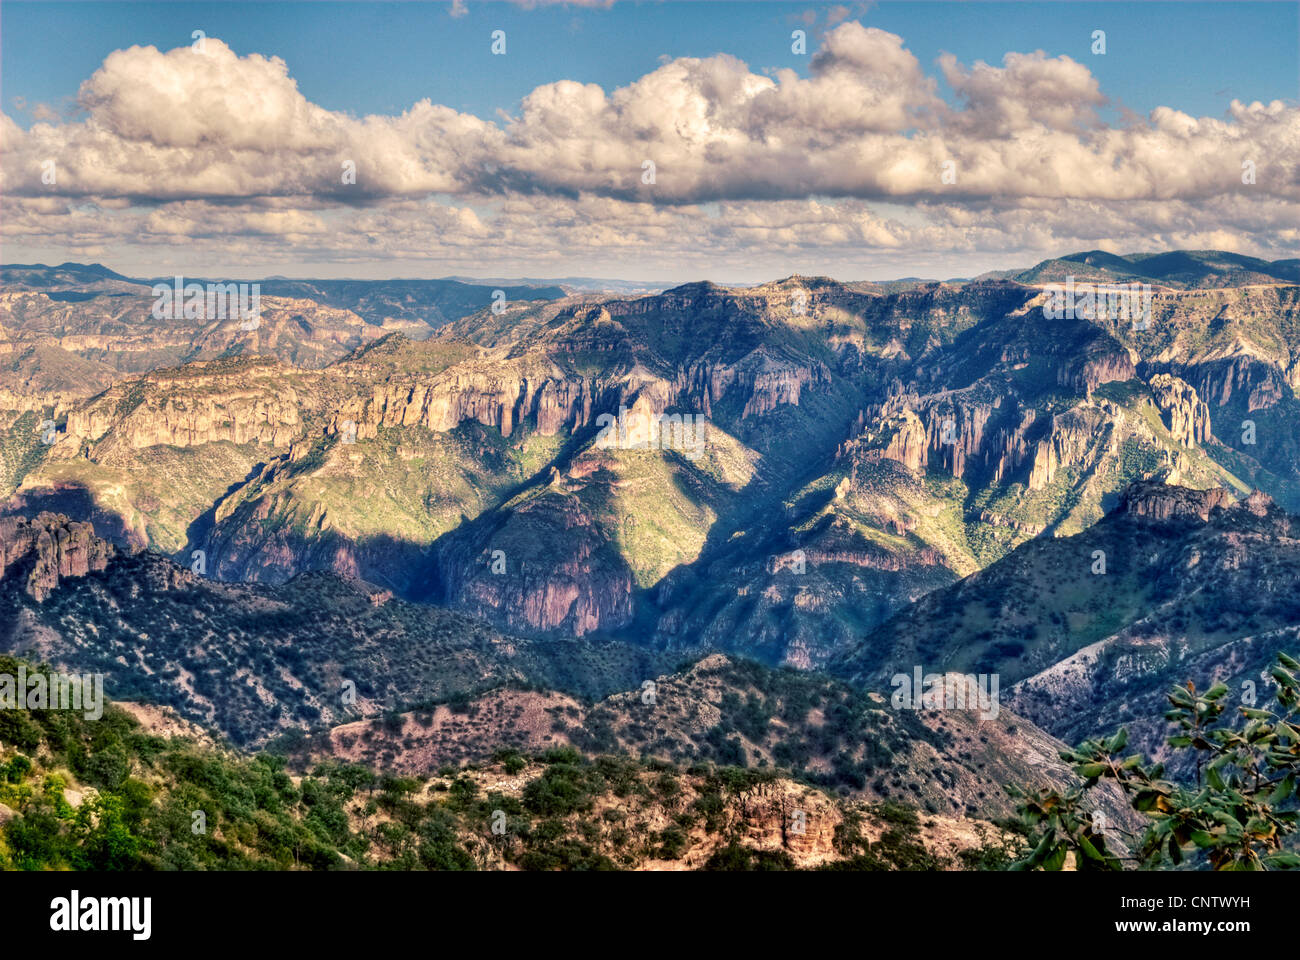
[2,2,1297,282]
[5,2,1296,129]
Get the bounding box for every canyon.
[1,254,1297,669]
[1,250,1297,873]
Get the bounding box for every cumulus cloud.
[1,22,1296,275]
[1,39,503,200]
[939,50,1106,136]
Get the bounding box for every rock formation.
[0,512,114,601]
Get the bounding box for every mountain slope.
[0,664,1025,872]
[2,253,1297,670]
[832,481,1300,771]
[1014,250,1300,289]
[0,514,1139,866]
[0,514,670,746]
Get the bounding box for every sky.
[1,0,1297,282]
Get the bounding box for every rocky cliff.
[1148,373,1212,448]
[3,266,1298,657]
[0,512,114,601]
[1117,479,1233,522]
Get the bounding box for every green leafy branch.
[1009,652,1300,871]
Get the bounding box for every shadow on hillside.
[1,484,146,551]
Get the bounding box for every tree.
[1009,652,1300,871]
[74,794,142,870]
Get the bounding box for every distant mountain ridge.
[9,248,1298,296]
[0,262,567,329]
[1012,249,1300,289]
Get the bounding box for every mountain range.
[1,250,1298,870]
[4,252,1297,661]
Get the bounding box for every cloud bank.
[3,23,1296,277]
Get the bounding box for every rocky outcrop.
[855,398,999,480]
[875,409,929,473]
[1027,438,1056,491]
[1027,406,1116,491]
[436,493,635,637]
[727,779,839,861]
[1241,488,1277,517]
[1148,373,1211,447]
[1117,480,1232,523]
[0,512,114,601]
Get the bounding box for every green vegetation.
[0,410,52,497]
[0,653,362,870]
[8,556,669,746]
[567,657,955,799]
[1010,653,1300,871]
[820,803,950,871]
[843,486,1300,751]
[0,652,970,872]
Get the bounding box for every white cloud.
[2,23,1296,276]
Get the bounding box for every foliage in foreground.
[1010,652,1300,871]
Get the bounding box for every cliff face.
[1148,373,1211,448]
[435,492,635,637]
[860,392,1126,497]
[61,360,304,454]
[4,272,1299,654]
[1202,353,1289,410]
[71,388,302,452]
[0,512,114,601]
[341,349,830,445]
[1117,479,1232,522]
[1026,406,1119,490]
